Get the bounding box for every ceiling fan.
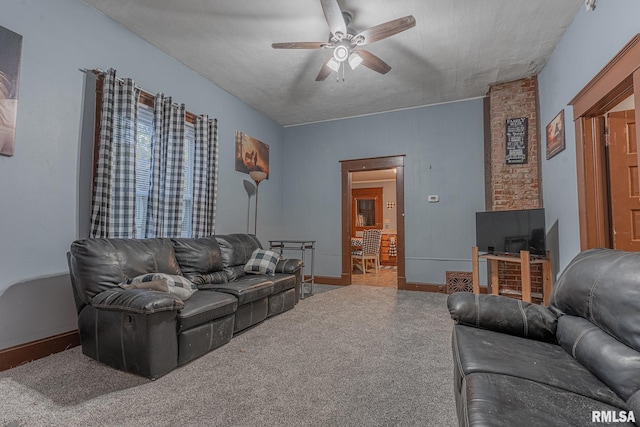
[272,0,416,81]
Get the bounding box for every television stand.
[471,246,552,305]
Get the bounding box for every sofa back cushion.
[171,237,226,285]
[215,234,262,267]
[550,248,640,353]
[557,315,640,401]
[69,238,182,304]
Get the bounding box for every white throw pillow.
[120,273,197,300]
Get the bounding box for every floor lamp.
[249,170,267,235]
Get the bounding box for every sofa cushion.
[271,273,297,294]
[461,372,634,427]
[557,315,640,401]
[122,273,197,300]
[224,265,246,281]
[171,237,228,286]
[191,271,228,287]
[118,279,168,293]
[176,290,237,332]
[243,248,280,276]
[69,238,182,303]
[453,324,625,408]
[171,236,224,278]
[215,234,262,267]
[550,248,640,353]
[204,275,273,305]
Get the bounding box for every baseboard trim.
[404,282,489,294]
[0,330,80,372]
[309,277,489,294]
[404,282,447,293]
[313,275,347,286]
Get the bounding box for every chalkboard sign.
[505,117,528,164]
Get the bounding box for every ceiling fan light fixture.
[272,0,416,82]
[348,52,363,70]
[327,57,341,72]
[333,45,349,62]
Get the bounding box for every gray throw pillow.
[121,273,197,300]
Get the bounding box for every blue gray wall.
[282,99,486,284]
[0,0,284,349]
[538,0,640,274]
[4,0,638,351]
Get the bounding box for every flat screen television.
[475,208,546,257]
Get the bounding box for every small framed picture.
[546,110,565,160]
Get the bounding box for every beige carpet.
[0,285,457,427]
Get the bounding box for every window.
[134,103,195,238]
[91,69,218,239]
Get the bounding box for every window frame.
[93,72,199,238]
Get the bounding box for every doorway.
[350,171,398,287]
[570,35,640,250]
[340,155,406,289]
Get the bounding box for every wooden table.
[471,246,552,305]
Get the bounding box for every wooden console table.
[471,246,552,305]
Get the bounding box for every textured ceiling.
[82,0,583,126]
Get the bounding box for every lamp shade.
[348,53,363,70]
[249,170,267,183]
[327,58,340,73]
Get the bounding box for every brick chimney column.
[486,76,544,302]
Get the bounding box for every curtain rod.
[79,68,212,122]
[79,67,161,98]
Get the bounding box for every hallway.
[351,266,397,288]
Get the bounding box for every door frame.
[570,34,640,249]
[340,155,406,288]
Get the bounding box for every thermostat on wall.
[428,195,439,203]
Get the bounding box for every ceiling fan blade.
[354,15,416,45]
[315,56,334,81]
[320,0,347,37]
[357,50,392,74]
[272,42,328,49]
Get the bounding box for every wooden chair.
[351,229,382,274]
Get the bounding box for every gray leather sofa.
[67,233,302,379]
[448,248,640,426]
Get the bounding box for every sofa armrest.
[90,288,184,314]
[275,258,303,274]
[447,292,557,343]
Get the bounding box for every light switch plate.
[428,195,439,203]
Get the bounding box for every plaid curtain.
[191,115,219,237]
[145,93,186,237]
[89,68,140,238]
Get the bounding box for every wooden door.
[608,110,640,250]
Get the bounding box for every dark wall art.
[546,110,565,160]
[0,25,23,157]
[505,117,528,165]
